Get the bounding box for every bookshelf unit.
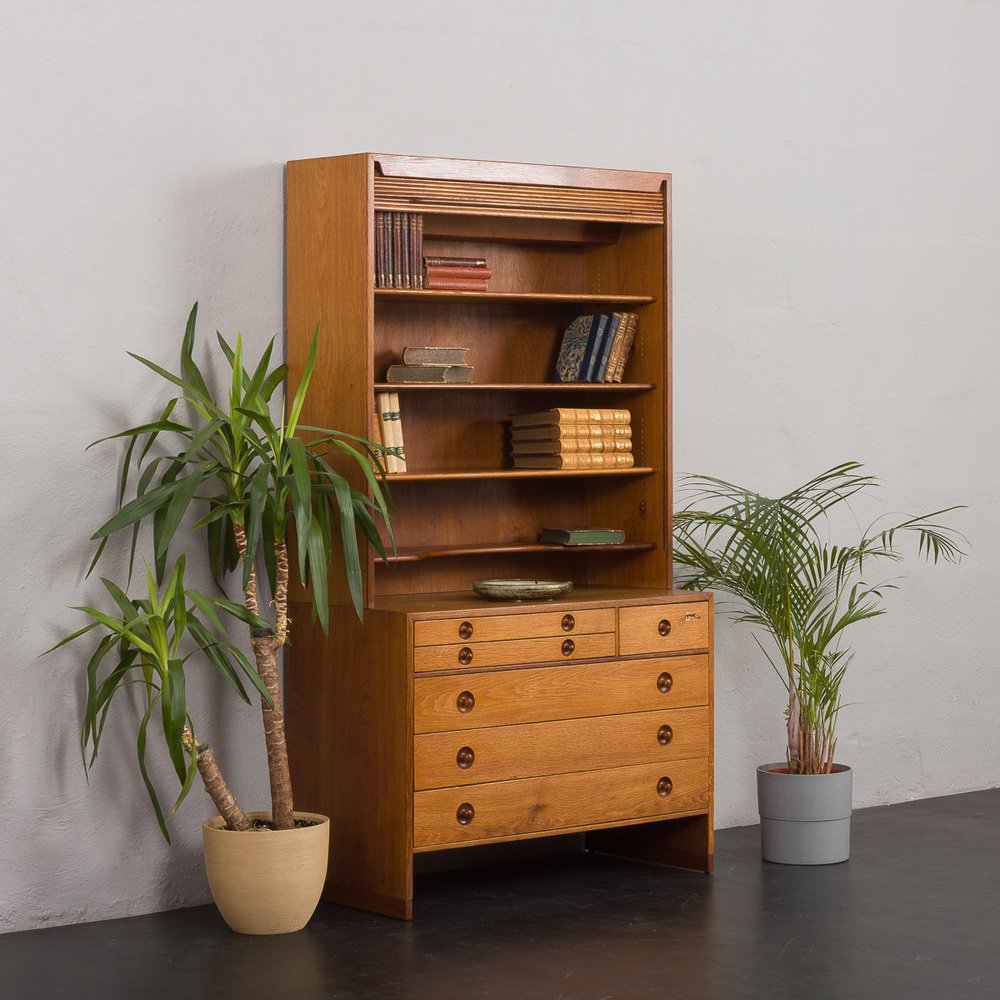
[285,153,714,919]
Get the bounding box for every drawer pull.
[684,612,701,622]
[456,802,475,826]
[458,621,474,639]
[657,724,674,746]
[458,646,474,665]
[658,618,672,637]
[561,614,575,632]
[657,776,674,797]
[456,690,476,713]
[561,638,575,656]
[656,671,673,694]
[456,746,475,769]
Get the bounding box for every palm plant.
[673,462,965,775]
[49,304,392,838]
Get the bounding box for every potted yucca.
[673,462,965,864]
[49,305,392,932]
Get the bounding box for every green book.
[539,527,626,546]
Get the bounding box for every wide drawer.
[414,654,709,733]
[413,631,616,673]
[413,608,615,646]
[414,758,711,850]
[414,706,710,789]
[619,602,710,655]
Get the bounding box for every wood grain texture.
[413,653,710,734]
[414,758,710,850]
[618,601,711,655]
[413,608,615,645]
[413,632,616,672]
[414,706,710,789]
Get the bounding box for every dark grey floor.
[2,789,998,999]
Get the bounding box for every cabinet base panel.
[585,814,714,873]
[323,881,413,921]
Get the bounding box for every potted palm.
[49,304,393,932]
[673,462,965,864]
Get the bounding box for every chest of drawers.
[286,587,713,920]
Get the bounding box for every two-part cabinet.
[284,153,714,919]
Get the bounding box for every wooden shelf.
[376,382,655,393]
[375,289,655,305]
[386,468,655,482]
[381,541,657,563]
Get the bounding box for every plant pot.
[202,811,330,934]
[756,763,852,865]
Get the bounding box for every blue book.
[552,314,594,382]
[580,314,610,382]
[594,313,621,382]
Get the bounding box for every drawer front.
[618,602,709,655]
[414,706,710,789]
[413,608,615,646]
[414,654,709,733]
[414,758,710,850]
[413,631,615,673]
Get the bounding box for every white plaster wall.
[1,0,997,932]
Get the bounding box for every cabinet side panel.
[285,602,413,919]
[286,154,374,607]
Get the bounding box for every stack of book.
[375,211,424,289]
[508,408,634,469]
[374,391,407,473]
[423,255,492,291]
[386,346,473,383]
[552,312,638,383]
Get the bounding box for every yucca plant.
[673,462,965,775]
[49,304,392,838]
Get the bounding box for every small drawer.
[413,758,711,850]
[413,631,615,673]
[414,654,709,733]
[414,706,710,789]
[413,608,615,646]
[618,602,709,655]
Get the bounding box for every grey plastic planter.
[756,763,853,865]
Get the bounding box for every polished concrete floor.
[1,789,998,999]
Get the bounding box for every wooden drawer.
[414,654,709,733]
[414,758,711,850]
[413,608,615,646]
[414,706,710,789]
[413,631,615,673]
[619,602,709,655]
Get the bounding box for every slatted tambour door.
[373,176,664,224]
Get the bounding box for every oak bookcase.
[284,153,714,919]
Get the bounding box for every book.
[386,364,474,383]
[594,313,622,382]
[510,438,633,455]
[390,391,406,472]
[539,527,626,546]
[409,214,422,289]
[401,213,410,289]
[610,313,638,383]
[511,422,632,442]
[424,265,494,280]
[424,276,490,291]
[602,311,630,382]
[512,453,635,470]
[392,212,403,289]
[402,346,470,366]
[509,408,632,428]
[375,392,400,473]
[580,314,611,382]
[552,314,594,382]
[423,255,488,268]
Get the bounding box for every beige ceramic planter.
[202,811,329,934]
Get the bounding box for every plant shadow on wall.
[47,304,394,933]
[673,462,967,864]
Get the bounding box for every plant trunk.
[186,730,252,831]
[252,633,295,830]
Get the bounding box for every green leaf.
[285,325,318,437]
[91,479,180,540]
[136,693,171,842]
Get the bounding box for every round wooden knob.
[458,621,474,639]
[658,618,672,637]
[656,671,673,694]
[561,614,575,632]
[458,646,473,665]
[456,802,475,826]
[456,690,476,713]
[561,638,575,656]
[657,724,674,746]
[456,746,475,769]
[657,776,673,797]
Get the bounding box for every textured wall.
[2,0,997,932]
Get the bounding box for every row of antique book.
[509,407,634,469]
[553,312,638,383]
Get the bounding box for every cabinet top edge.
[286,153,670,192]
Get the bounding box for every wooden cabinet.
[284,153,714,919]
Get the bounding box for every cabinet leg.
[585,814,714,873]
